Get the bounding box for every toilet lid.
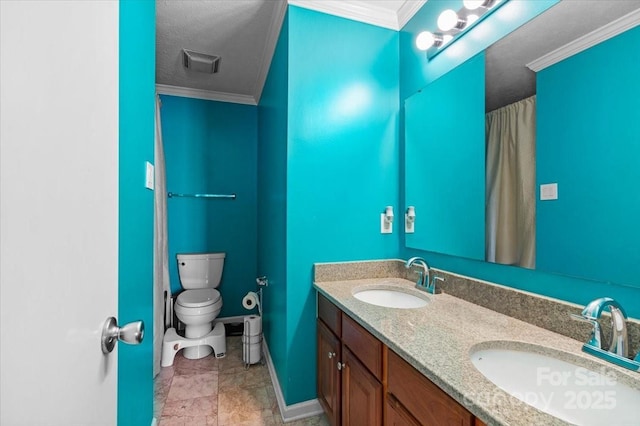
[176,289,220,308]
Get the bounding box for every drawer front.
[388,351,473,426]
[318,293,342,337]
[341,313,382,380]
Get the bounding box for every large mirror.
[405,1,640,288]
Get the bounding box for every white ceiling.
[155,0,425,105]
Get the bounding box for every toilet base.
[161,322,226,367]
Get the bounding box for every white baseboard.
[262,339,324,423]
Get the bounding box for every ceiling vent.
[182,49,221,74]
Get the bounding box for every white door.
[1,1,120,424]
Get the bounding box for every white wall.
[0,1,119,424]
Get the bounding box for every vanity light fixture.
[416,0,506,60]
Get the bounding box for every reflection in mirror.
[404,1,640,287]
[405,53,485,261]
[485,95,536,269]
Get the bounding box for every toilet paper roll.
[243,315,262,336]
[241,334,262,344]
[242,291,260,310]
[243,338,262,364]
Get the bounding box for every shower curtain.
[485,95,536,269]
[153,95,171,377]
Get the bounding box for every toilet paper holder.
[256,276,269,287]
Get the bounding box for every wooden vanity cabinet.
[317,294,383,426]
[317,293,481,426]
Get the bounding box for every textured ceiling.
[155,0,421,104]
[156,0,285,104]
[485,0,640,112]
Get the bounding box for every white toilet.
[161,252,227,366]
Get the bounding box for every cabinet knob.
[337,362,345,371]
[328,351,336,359]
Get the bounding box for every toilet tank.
[177,252,225,289]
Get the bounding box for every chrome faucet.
[405,257,443,294]
[582,297,628,357]
[571,297,639,372]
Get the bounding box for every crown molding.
[155,84,257,106]
[289,0,400,30]
[253,0,288,104]
[527,8,640,72]
[397,0,426,30]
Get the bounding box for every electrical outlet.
[405,214,415,233]
[380,213,392,234]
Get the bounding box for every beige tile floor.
[155,336,330,426]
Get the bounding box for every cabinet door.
[385,394,421,426]
[342,346,382,426]
[317,319,341,426]
[388,350,473,426]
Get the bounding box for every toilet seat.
[176,289,220,308]
[174,288,223,318]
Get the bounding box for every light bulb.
[437,9,459,31]
[463,0,484,10]
[416,31,436,51]
[467,14,479,25]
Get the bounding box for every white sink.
[471,345,640,425]
[353,286,429,309]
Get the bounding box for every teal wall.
[161,95,258,318]
[405,52,485,260]
[400,0,640,319]
[257,11,290,393]
[153,0,640,413]
[285,6,399,404]
[537,27,640,288]
[118,1,155,424]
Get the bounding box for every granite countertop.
[313,277,640,426]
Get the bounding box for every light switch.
[540,183,558,200]
[145,161,154,190]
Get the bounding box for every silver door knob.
[101,316,144,354]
